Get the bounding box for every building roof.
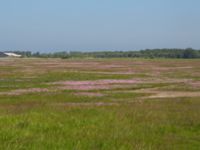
[4,52,22,57]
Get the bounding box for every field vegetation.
[0,58,200,149]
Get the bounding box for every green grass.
[0,71,136,92]
[0,99,199,150]
[0,58,199,149]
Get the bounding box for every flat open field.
[0,58,200,149]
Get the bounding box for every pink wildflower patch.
[54,79,139,86]
[53,102,119,107]
[189,81,200,88]
[0,88,49,96]
[53,79,140,91]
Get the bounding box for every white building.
[4,52,22,57]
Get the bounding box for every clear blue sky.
[0,0,200,52]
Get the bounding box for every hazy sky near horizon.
[0,0,200,52]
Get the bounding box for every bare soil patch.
[0,88,49,96]
[134,88,200,99]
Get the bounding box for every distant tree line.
[9,48,200,59]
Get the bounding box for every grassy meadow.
[0,58,200,149]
